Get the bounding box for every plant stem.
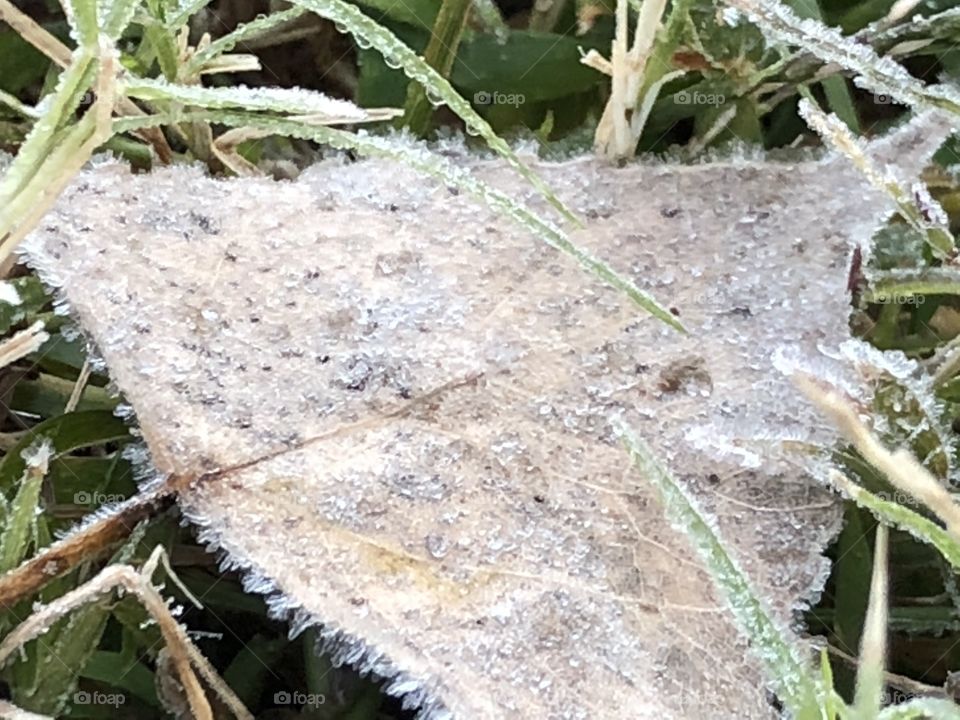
[400,0,473,136]
[529,0,568,33]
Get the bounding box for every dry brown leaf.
[21,111,953,719]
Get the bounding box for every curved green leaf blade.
[0,410,131,494]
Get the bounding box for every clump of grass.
[613,3,960,717]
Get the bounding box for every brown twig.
[0,0,69,65]
[0,322,48,369]
[0,545,255,720]
[0,487,173,608]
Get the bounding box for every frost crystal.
[21,438,53,469]
[0,281,21,306]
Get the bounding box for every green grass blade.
[0,89,38,118]
[616,422,822,718]
[863,270,960,304]
[63,0,98,49]
[143,22,181,81]
[16,523,148,715]
[869,7,960,53]
[828,470,960,570]
[0,410,131,494]
[0,49,95,207]
[819,649,834,708]
[831,504,872,659]
[782,0,859,132]
[22,602,113,714]
[634,0,694,123]
[851,524,887,720]
[0,442,51,573]
[818,650,848,720]
[223,635,288,706]
[0,111,99,251]
[402,0,473,135]
[165,0,214,29]
[470,0,507,37]
[83,652,161,708]
[821,77,859,133]
[287,0,582,227]
[102,0,145,42]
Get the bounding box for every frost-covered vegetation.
[2,0,960,717]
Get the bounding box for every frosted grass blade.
[725,0,960,115]
[183,7,309,75]
[617,422,823,719]
[828,469,960,570]
[288,0,582,227]
[124,77,398,122]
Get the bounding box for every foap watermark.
[875,489,921,508]
[873,293,925,306]
[690,289,725,307]
[274,690,326,709]
[673,89,725,107]
[74,490,126,506]
[879,687,914,705]
[474,90,525,107]
[73,691,126,708]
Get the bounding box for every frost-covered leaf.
[113,111,680,327]
[21,111,953,718]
